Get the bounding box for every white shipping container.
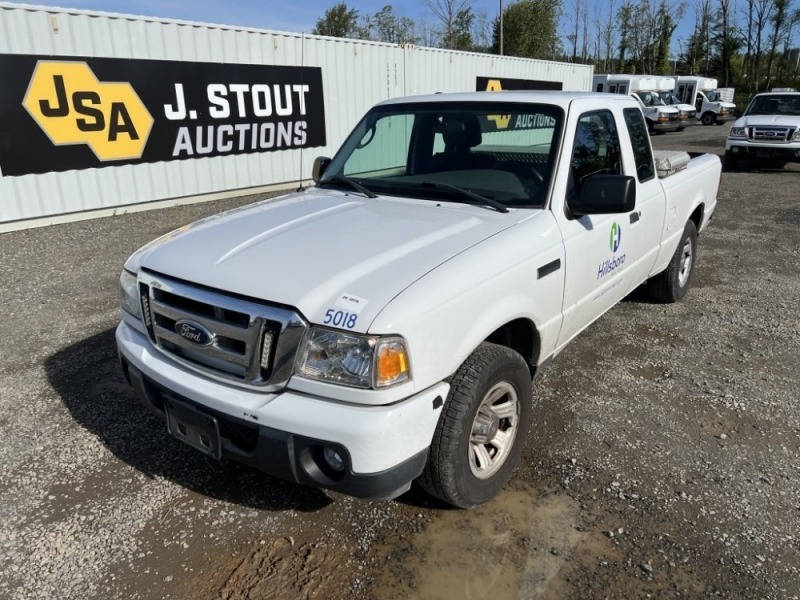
[0,2,593,230]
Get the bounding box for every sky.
[26,0,696,55]
[21,0,499,35]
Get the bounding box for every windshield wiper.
[421,181,509,213]
[320,175,378,198]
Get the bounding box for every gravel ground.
[1,123,798,599]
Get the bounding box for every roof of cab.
[376,91,637,109]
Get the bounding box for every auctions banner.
[0,54,326,176]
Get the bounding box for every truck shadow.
[44,327,332,513]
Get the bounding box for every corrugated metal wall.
[0,2,593,228]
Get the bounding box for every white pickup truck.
[117,92,721,508]
[724,91,800,170]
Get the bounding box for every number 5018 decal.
[324,309,357,329]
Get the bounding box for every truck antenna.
[297,32,306,192]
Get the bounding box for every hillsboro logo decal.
[609,221,622,252]
[598,222,626,279]
[23,61,153,162]
[0,54,326,176]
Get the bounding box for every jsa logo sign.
[23,61,153,161]
[483,79,511,130]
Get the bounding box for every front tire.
[647,220,698,303]
[722,154,739,171]
[701,112,716,126]
[418,343,532,508]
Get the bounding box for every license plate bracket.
[165,397,222,459]
[756,148,774,158]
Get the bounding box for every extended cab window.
[623,108,655,182]
[569,110,622,197]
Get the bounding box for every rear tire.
[418,343,532,508]
[647,220,698,303]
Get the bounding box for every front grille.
[139,270,306,390]
[749,126,795,142]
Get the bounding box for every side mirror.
[312,156,331,184]
[569,174,636,217]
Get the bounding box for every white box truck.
[651,77,697,129]
[675,76,736,125]
[593,74,681,133]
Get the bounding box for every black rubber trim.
[122,359,426,500]
[537,258,561,279]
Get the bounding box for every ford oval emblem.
[175,320,214,346]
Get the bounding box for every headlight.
[119,269,141,319]
[729,127,747,138]
[295,328,411,389]
[793,128,800,141]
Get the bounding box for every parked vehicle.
[674,76,736,125]
[651,77,697,130]
[593,74,681,133]
[724,91,800,170]
[117,92,721,508]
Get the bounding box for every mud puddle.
[370,487,583,600]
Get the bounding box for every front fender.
[369,213,565,392]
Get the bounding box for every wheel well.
[689,204,704,232]
[484,319,540,375]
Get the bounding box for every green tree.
[425,0,474,49]
[653,1,679,75]
[451,7,476,50]
[371,5,418,44]
[491,0,561,59]
[765,0,790,89]
[617,2,633,73]
[312,2,368,39]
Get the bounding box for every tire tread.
[647,220,698,303]
[418,343,531,508]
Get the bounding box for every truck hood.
[130,190,521,330]
[733,114,800,127]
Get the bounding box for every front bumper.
[116,322,447,500]
[713,113,737,124]
[725,143,800,163]
[651,120,681,132]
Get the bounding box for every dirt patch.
[370,487,583,600]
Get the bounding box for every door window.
[568,110,622,199]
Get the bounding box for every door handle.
[629,211,641,224]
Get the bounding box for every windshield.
[320,101,564,209]
[705,90,720,102]
[636,91,664,107]
[745,94,800,116]
[658,91,677,104]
